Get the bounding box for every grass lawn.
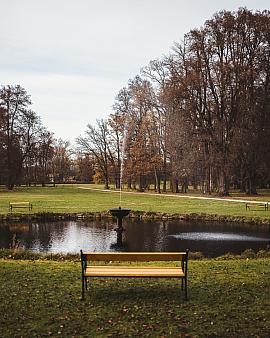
[0,257,270,337]
[0,184,270,220]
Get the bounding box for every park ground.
[0,255,270,337]
[0,184,270,221]
[1,184,270,337]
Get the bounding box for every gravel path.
[78,187,269,205]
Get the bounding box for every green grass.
[0,184,270,220]
[0,257,270,337]
[1,185,269,336]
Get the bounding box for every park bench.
[80,250,189,300]
[9,202,33,213]
[245,202,269,211]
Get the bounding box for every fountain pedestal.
[109,207,131,246]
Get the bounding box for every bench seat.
[85,266,185,277]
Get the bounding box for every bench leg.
[81,275,85,300]
[180,277,188,299]
[184,277,188,300]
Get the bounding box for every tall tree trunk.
[204,165,213,194]
[170,176,179,193]
[154,167,161,193]
[239,164,246,192]
[218,168,230,196]
[138,174,144,192]
[104,177,109,190]
[127,177,132,189]
[181,175,188,193]
[246,161,257,195]
[102,167,109,189]
[162,153,167,192]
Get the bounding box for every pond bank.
[1,247,270,261]
[1,210,270,226]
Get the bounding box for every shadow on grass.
[83,279,189,304]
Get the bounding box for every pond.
[1,219,269,257]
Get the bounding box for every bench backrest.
[81,251,188,262]
[80,251,189,278]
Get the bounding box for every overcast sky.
[1,0,269,144]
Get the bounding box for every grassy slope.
[0,258,269,337]
[0,184,270,219]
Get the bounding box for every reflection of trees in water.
[122,219,270,255]
[124,219,169,252]
[28,220,113,251]
[0,221,69,251]
[0,224,15,248]
[164,220,270,257]
[28,222,54,251]
[27,223,55,251]
[0,223,31,248]
[79,219,115,252]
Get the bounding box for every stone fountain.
[109,120,131,247]
[109,207,131,246]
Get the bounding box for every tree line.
[1,9,270,195]
[0,85,94,189]
[77,8,270,195]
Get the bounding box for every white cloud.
[1,70,123,143]
[1,0,269,143]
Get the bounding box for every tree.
[165,8,270,195]
[76,8,270,195]
[75,154,94,183]
[52,139,72,183]
[34,129,55,186]
[0,85,39,189]
[121,76,163,191]
[77,119,111,189]
[142,59,171,192]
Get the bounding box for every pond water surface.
[1,219,269,257]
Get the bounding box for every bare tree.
[52,139,72,183]
[77,119,111,189]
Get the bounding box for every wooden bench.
[80,251,189,300]
[9,202,33,213]
[246,202,269,211]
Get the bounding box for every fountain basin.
[109,208,131,218]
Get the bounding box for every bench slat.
[83,252,186,262]
[88,265,182,269]
[85,266,184,277]
[9,202,31,205]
